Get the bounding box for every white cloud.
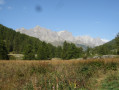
[0,0,5,5]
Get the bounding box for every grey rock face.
[16,26,108,47]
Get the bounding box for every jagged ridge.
[16,25,108,47]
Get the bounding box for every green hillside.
[92,36,118,55]
[0,24,42,54]
[0,24,84,60]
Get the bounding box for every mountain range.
[16,26,108,47]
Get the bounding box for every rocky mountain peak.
[16,26,109,47]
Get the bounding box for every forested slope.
[0,24,83,60]
[93,36,118,55]
[0,24,43,54]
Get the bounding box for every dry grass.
[0,58,119,90]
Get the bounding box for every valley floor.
[0,58,119,90]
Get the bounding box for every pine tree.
[0,39,9,60]
[37,45,44,60]
[78,47,84,57]
[61,41,69,59]
[0,28,9,60]
[61,41,82,60]
[115,33,119,55]
[23,45,35,60]
[47,43,55,59]
[66,43,77,59]
[37,42,50,60]
[55,46,62,58]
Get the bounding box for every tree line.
[0,24,119,60]
[0,24,84,60]
[85,33,119,56]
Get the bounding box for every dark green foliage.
[93,44,111,55]
[62,41,83,59]
[61,41,69,59]
[0,40,9,60]
[115,33,119,55]
[92,37,117,55]
[0,24,53,60]
[93,32,119,55]
[88,33,119,56]
[37,42,50,60]
[105,62,117,71]
[23,45,35,60]
[0,24,42,54]
[0,30,9,60]
[47,43,56,59]
[55,46,62,58]
[0,24,85,60]
[79,61,103,78]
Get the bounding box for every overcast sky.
[0,0,119,40]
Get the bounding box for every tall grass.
[0,58,119,90]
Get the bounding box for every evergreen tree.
[55,46,62,58]
[0,39,9,60]
[23,45,35,60]
[61,41,69,59]
[37,42,50,60]
[77,47,84,58]
[37,45,44,60]
[47,43,55,59]
[66,43,78,59]
[0,24,86,60]
[115,33,119,54]
[61,41,83,60]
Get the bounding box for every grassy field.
[0,58,119,90]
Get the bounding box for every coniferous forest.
[0,24,84,60]
[0,24,119,60]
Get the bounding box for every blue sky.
[0,0,119,40]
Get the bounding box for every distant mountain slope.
[100,39,116,49]
[103,39,116,50]
[16,26,108,47]
[0,24,49,54]
[93,38,117,55]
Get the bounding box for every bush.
[105,62,117,71]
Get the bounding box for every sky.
[0,0,119,41]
